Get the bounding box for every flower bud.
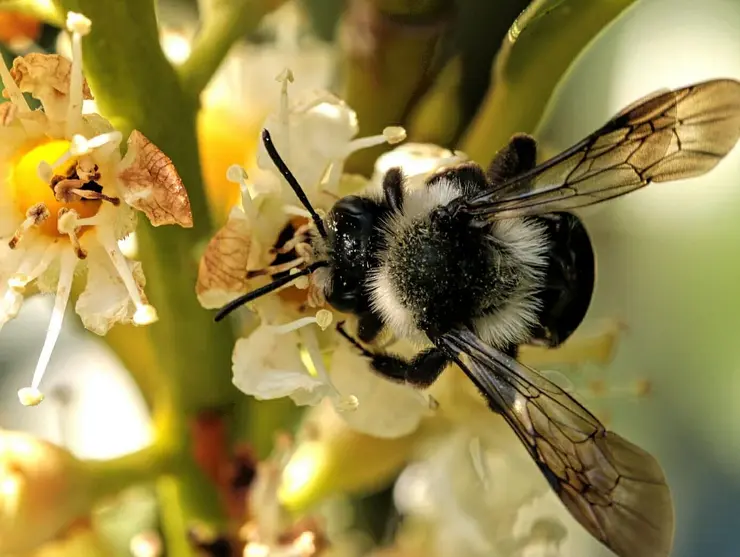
[0,430,93,555]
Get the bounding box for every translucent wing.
[435,328,674,557]
[466,79,740,218]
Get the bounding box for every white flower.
[198,75,470,440]
[233,323,332,407]
[254,69,405,203]
[0,13,192,406]
[393,428,566,557]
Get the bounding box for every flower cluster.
[197,69,461,439]
[0,13,192,406]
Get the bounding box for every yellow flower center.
[10,139,101,237]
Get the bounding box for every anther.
[66,12,92,35]
[226,164,256,220]
[52,178,120,206]
[270,223,312,255]
[9,203,50,249]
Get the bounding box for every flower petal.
[371,142,466,186]
[75,246,147,335]
[8,53,92,121]
[0,286,23,329]
[232,326,330,405]
[117,130,193,228]
[329,344,433,438]
[196,206,252,309]
[257,90,360,197]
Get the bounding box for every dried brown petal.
[118,130,193,227]
[0,101,16,126]
[196,207,252,309]
[8,53,92,100]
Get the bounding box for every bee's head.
[324,195,379,313]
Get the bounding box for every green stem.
[179,0,287,98]
[460,0,640,165]
[341,0,454,175]
[54,0,266,553]
[85,442,176,503]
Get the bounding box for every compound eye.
[332,195,366,217]
[327,275,358,313]
[329,196,374,232]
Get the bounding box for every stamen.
[586,378,653,400]
[469,436,491,491]
[0,288,23,330]
[276,68,294,163]
[57,208,87,259]
[300,327,358,412]
[226,164,256,220]
[9,243,60,290]
[271,223,311,254]
[97,228,158,326]
[68,187,120,206]
[0,55,29,112]
[9,203,50,249]
[18,249,78,407]
[344,126,407,155]
[52,178,120,206]
[266,309,332,335]
[65,12,92,137]
[69,132,123,157]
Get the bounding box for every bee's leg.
[336,322,448,388]
[382,167,404,212]
[487,133,538,185]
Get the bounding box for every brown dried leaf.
[118,130,193,227]
[196,207,252,309]
[8,53,93,100]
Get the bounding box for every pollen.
[9,139,102,239]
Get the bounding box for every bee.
[215,79,740,557]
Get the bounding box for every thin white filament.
[30,249,77,389]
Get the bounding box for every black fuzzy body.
[320,163,595,350]
[385,209,509,338]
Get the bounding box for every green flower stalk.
[461,0,640,165]
[0,0,288,553]
[340,0,454,175]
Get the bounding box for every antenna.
[261,129,328,238]
[214,261,327,322]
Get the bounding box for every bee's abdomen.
[529,212,595,347]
